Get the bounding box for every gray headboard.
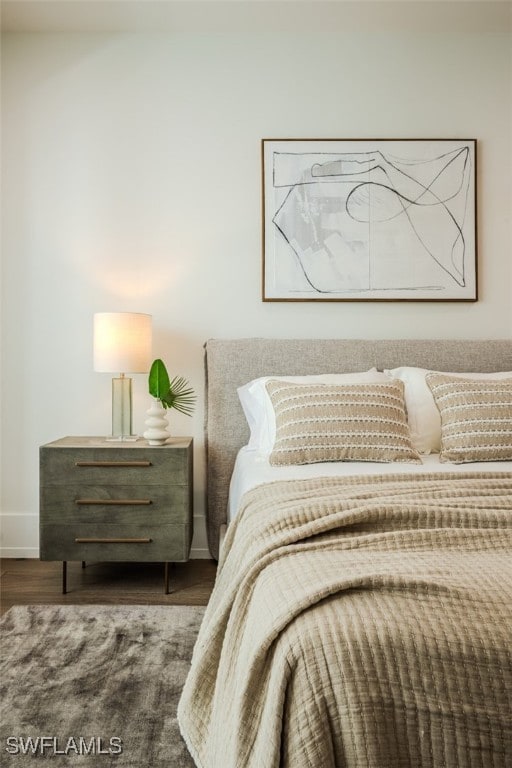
[204,338,512,559]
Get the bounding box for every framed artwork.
[262,138,477,302]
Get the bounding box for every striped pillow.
[266,379,421,466]
[426,373,512,463]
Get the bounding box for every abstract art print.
[262,139,477,301]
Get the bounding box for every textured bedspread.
[178,473,512,768]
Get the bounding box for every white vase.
[143,399,170,445]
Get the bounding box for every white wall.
[1,1,511,557]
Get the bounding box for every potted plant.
[143,359,195,445]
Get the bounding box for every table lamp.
[93,312,152,440]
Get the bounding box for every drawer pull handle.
[75,461,152,467]
[74,537,152,544]
[75,498,152,506]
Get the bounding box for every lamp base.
[111,375,135,439]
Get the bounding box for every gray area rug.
[0,604,205,767]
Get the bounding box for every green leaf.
[148,359,171,405]
[162,375,196,417]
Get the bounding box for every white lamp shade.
[94,312,152,373]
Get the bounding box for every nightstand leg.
[81,561,86,569]
[62,561,67,594]
[164,562,170,594]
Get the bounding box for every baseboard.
[189,547,212,559]
[0,546,39,558]
[0,512,39,558]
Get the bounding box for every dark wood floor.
[0,558,217,617]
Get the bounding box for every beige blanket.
[178,472,512,768]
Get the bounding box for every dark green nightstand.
[39,436,193,593]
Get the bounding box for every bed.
[178,338,512,768]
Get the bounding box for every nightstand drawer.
[40,523,192,562]
[40,484,191,525]
[40,446,190,486]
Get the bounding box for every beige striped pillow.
[426,373,512,463]
[266,379,421,466]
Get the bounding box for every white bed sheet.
[227,446,512,521]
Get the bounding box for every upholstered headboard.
[204,338,512,559]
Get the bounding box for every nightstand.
[39,436,193,594]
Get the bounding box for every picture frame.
[262,138,477,302]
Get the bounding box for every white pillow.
[385,366,512,454]
[238,369,388,454]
